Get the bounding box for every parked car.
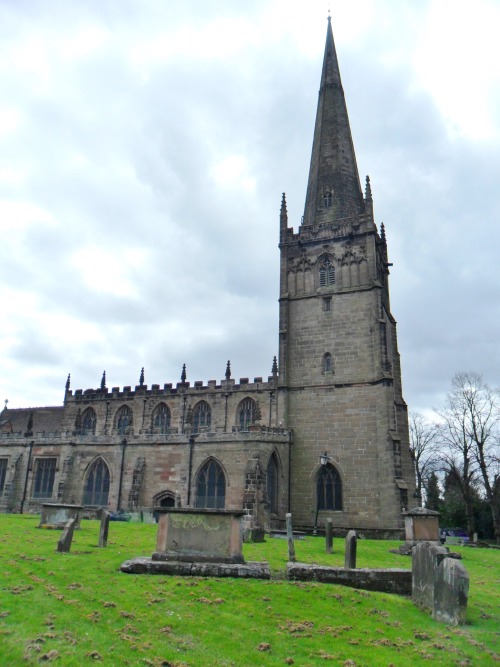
[440,527,469,543]
[109,510,131,522]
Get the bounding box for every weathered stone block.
[432,558,469,625]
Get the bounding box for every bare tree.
[435,373,500,542]
[409,412,438,505]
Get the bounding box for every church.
[0,18,415,537]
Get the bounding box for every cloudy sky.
[1,0,499,416]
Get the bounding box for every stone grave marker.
[56,518,77,553]
[432,557,469,625]
[344,530,357,569]
[325,518,333,554]
[412,541,448,611]
[98,511,110,548]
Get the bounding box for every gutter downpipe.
[287,429,292,514]
[117,438,127,510]
[20,440,34,514]
[187,435,195,506]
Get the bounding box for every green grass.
[0,515,498,666]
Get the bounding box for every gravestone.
[98,511,110,548]
[286,513,295,562]
[39,503,82,530]
[56,518,76,553]
[344,530,357,569]
[432,557,469,625]
[325,518,333,554]
[412,541,449,611]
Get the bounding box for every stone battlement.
[67,376,276,401]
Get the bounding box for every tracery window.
[267,453,279,515]
[323,191,333,208]
[319,259,335,287]
[32,458,57,499]
[0,458,8,495]
[238,397,257,431]
[83,458,110,506]
[81,407,97,435]
[115,405,132,435]
[317,464,342,511]
[193,401,211,434]
[152,403,170,434]
[195,459,225,509]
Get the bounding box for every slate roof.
[0,406,64,434]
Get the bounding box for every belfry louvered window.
[319,260,335,287]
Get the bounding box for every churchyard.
[0,514,498,666]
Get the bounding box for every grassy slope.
[0,515,498,666]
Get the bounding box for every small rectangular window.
[32,458,57,499]
[323,297,332,312]
[0,459,7,495]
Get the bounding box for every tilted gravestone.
[325,518,333,554]
[98,511,110,548]
[344,530,357,569]
[56,518,77,553]
[432,557,469,625]
[412,541,449,611]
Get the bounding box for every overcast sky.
[1,0,499,417]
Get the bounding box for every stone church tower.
[0,18,415,537]
[279,17,415,533]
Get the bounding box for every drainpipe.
[20,440,34,514]
[287,430,292,514]
[117,438,127,510]
[187,435,195,506]
[223,393,229,432]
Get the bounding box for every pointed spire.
[65,374,71,391]
[181,364,187,383]
[302,17,364,226]
[280,192,288,226]
[365,175,372,201]
[225,360,231,380]
[26,410,33,435]
[100,371,106,390]
[380,222,386,244]
[272,356,278,376]
[139,367,145,387]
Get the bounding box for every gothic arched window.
[115,405,132,435]
[152,403,170,434]
[319,259,335,287]
[193,401,211,434]
[238,397,257,431]
[81,407,96,435]
[323,191,333,208]
[267,452,280,515]
[83,458,110,506]
[195,459,225,509]
[317,464,342,511]
[323,352,333,373]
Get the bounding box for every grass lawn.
[0,514,498,666]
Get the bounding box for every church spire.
[302,16,364,226]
